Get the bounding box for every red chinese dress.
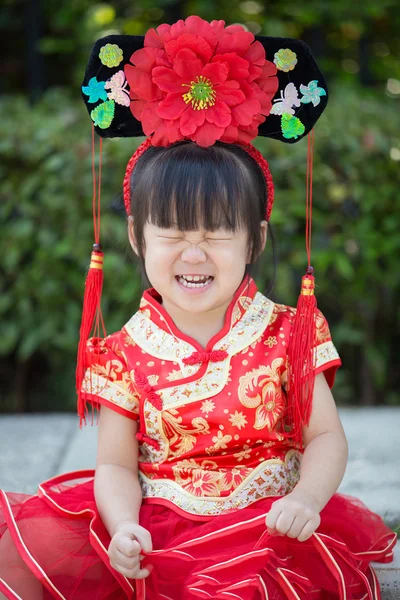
[0,276,396,599]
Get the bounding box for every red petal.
[129,95,147,121]
[124,64,158,102]
[166,119,183,143]
[165,33,212,63]
[236,125,258,144]
[173,48,204,81]
[202,61,229,85]
[224,24,247,35]
[141,102,163,135]
[247,64,262,82]
[169,19,187,39]
[217,31,254,55]
[151,123,170,146]
[212,53,249,79]
[129,47,158,70]
[180,107,205,136]
[245,40,266,66]
[232,98,261,126]
[217,81,245,106]
[209,20,226,39]
[257,68,279,98]
[152,66,184,93]
[219,124,239,143]
[205,100,231,128]
[251,83,273,115]
[184,16,219,52]
[157,93,187,120]
[144,28,164,49]
[191,122,225,147]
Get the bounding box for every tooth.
[194,276,199,281]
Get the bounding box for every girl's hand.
[265,491,321,542]
[108,521,153,579]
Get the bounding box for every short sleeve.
[280,307,341,390]
[313,309,341,388]
[81,336,140,420]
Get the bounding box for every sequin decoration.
[273,48,298,72]
[90,100,115,129]
[270,83,301,116]
[99,43,123,68]
[281,113,305,140]
[300,80,327,107]
[81,77,108,103]
[105,70,130,107]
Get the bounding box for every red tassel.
[283,130,318,450]
[76,246,104,427]
[284,270,318,448]
[76,127,106,427]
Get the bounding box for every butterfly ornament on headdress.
[78,16,329,449]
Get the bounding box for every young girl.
[0,16,397,600]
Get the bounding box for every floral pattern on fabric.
[300,79,327,107]
[99,43,123,67]
[281,112,305,139]
[273,48,298,72]
[90,100,115,128]
[238,360,286,431]
[81,77,108,103]
[81,277,341,516]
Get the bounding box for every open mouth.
[176,275,214,288]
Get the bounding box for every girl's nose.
[180,244,207,263]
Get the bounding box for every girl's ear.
[260,220,268,254]
[127,216,139,256]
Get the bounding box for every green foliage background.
[1,1,399,411]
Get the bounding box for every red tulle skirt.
[0,469,397,600]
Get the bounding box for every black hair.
[129,140,277,294]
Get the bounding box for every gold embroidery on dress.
[162,408,210,457]
[139,449,302,515]
[238,359,286,431]
[172,458,230,497]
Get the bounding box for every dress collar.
[138,274,258,353]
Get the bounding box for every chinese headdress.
[79,16,329,448]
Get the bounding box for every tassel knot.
[136,431,160,450]
[134,369,149,388]
[183,350,228,365]
[210,350,229,362]
[148,391,163,411]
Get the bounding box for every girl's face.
[129,220,267,317]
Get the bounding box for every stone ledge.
[372,542,400,600]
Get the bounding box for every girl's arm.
[291,371,349,512]
[94,405,142,536]
[266,372,348,541]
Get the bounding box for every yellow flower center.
[182,75,216,110]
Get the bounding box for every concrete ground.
[0,406,399,597]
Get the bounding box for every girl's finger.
[275,512,296,535]
[265,504,283,530]
[285,516,307,539]
[114,549,141,570]
[116,538,141,557]
[110,561,151,580]
[297,520,319,542]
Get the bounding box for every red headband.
[123,138,275,221]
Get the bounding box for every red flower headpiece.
[124,16,279,148]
